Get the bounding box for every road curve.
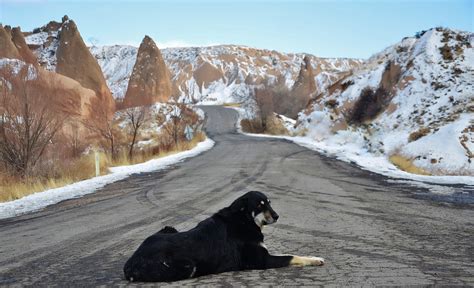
[0,106,473,286]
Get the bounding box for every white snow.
[25,32,49,46]
[0,138,215,219]
[0,59,37,80]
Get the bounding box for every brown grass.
[222,102,242,107]
[0,152,109,202]
[389,155,431,176]
[0,132,207,203]
[240,116,289,135]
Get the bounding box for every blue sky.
[1,0,472,59]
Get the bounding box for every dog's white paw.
[290,256,325,266]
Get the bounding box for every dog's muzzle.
[261,210,279,225]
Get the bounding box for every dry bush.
[0,64,66,178]
[439,44,454,61]
[325,99,339,109]
[408,127,430,142]
[241,118,264,133]
[348,87,389,124]
[241,115,288,135]
[254,87,274,131]
[340,80,354,91]
[265,116,289,135]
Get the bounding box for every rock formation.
[11,27,38,65]
[0,25,21,60]
[292,55,316,99]
[123,35,172,108]
[55,18,114,113]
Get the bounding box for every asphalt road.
[0,106,473,287]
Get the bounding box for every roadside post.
[184,125,194,141]
[95,150,100,177]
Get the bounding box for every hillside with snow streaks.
[91,44,362,103]
[296,28,474,176]
[90,45,138,99]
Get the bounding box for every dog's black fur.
[124,191,320,282]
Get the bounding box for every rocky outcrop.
[11,27,38,65]
[56,18,114,113]
[123,36,172,108]
[193,60,224,91]
[0,25,21,60]
[292,55,316,99]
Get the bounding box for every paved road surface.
[0,106,473,287]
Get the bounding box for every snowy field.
[0,138,214,219]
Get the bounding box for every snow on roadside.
[229,107,474,187]
[0,138,215,220]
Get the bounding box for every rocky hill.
[24,16,115,114]
[296,27,473,176]
[91,44,362,107]
[122,36,172,108]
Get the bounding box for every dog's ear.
[230,197,248,213]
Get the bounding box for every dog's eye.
[260,201,265,205]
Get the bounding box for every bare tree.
[163,103,184,146]
[83,100,118,159]
[124,106,149,160]
[254,88,274,131]
[0,65,65,177]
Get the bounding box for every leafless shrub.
[347,87,389,124]
[0,65,66,178]
[124,106,149,160]
[83,101,120,159]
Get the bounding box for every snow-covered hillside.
[296,28,473,176]
[91,44,362,104]
[90,45,137,99]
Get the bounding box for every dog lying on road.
[124,191,325,282]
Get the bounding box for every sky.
[0,0,472,59]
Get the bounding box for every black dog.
[124,191,324,282]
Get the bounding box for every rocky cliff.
[122,36,172,108]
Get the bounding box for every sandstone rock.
[0,25,21,59]
[292,55,316,98]
[56,19,114,114]
[123,35,172,107]
[11,27,38,65]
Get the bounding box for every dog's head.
[229,191,279,229]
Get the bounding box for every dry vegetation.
[240,87,289,135]
[408,127,431,142]
[0,63,206,203]
[347,86,390,124]
[389,154,431,176]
